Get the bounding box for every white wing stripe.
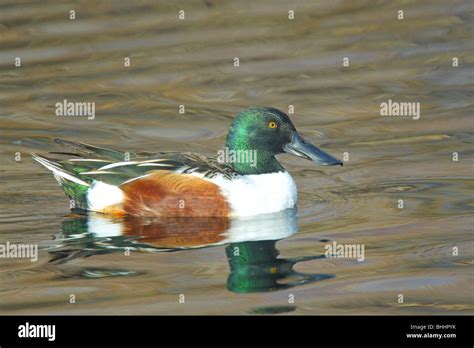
[99,161,139,170]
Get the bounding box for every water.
[0,0,473,314]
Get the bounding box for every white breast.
[206,171,298,217]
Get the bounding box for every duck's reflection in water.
[50,208,334,293]
[226,241,332,293]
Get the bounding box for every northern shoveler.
[32,106,342,217]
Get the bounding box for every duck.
[32,106,342,217]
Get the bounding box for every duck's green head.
[224,106,342,175]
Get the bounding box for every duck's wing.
[34,138,238,187]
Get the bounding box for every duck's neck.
[223,144,284,175]
[233,151,284,175]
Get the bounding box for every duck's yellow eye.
[268,121,277,129]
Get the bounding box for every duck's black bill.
[284,132,343,166]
